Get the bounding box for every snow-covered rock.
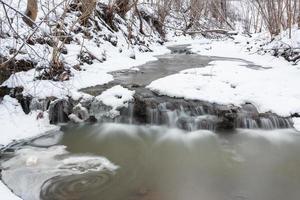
[96,85,135,118]
[293,118,300,131]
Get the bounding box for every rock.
[58,71,70,81]
[69,113,83,123]
[36,112,44,120]
[0,57,35,84]
[79,51,94,65]
[49,99,72,124]
[216,107,238,130]
[241,103,259,116]
[0,86,10,98]
[72,103,90,121]
[30,98,52,111]
[89,99,113,121]
[73,64,82,71]
[86,115,98,123]
[129,51,136,59]
[16,95,33,114]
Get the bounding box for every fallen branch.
[83,47,103,63]
[186,29,238,36]
[286,55,300,63]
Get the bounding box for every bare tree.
[23,0,38,27]
[250,0,300,37]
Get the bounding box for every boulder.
[49,99,72,124]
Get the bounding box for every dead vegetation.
[1,0,300,84]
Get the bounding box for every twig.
[0,0,67,69]
[0,0,37,27]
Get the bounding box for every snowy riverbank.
[150,35,300,130]
[0,43,169,146]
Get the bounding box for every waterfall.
[116,100,293,131]
[43,90,293,131]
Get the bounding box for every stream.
[1,46,300,200]
[1,125,300,200]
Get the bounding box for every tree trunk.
[116,0,131,17]
[298,0,300,28]
[23,0,38,27]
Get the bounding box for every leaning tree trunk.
[298,0,300,29]
[23,0,38,27]
[116,0,131,17]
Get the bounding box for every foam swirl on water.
[40,171,114,200]
[0,146,118,200]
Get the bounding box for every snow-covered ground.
[0,182,21,200]
[0,96,58,146]
[2,44,169,99]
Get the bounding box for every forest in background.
[1,0,300,84]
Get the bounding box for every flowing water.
[1,124,300,200]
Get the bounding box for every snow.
[266,27,300,50]
[0,96,58,146]
[293,118,300,131]
[1,0,169,100]
[189,37,291,68]
[0,183,22,200]
[2,43,169,99]
[148,57,300,117]
[96,85,135,117]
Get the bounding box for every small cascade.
[236,115,292,129]
[260,115,293,129]
[235,104,293,130]
[142,103,217,131]
[237,117,259,129]
[36,86,293,132]
[118,100,219,131]
[115,92,294,131]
